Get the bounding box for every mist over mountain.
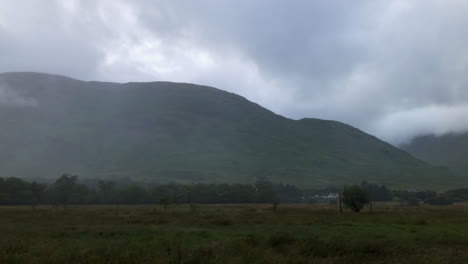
[402,132,468,178]
[0,72,459,188]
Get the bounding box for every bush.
[342,185,369,212]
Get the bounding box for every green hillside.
[402,133,468,178]
[0,72,459,188]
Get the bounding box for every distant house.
[313,193,339,199]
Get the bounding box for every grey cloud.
[0,1,104,79]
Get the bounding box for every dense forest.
[0,174,463,207]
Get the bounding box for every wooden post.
[339,194,343,214]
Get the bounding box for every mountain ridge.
[402,132,468,178]
[0,72,461,189]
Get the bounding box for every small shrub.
[268,232,297,248]
[414,218,428,225]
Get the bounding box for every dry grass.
[1,203,468,263]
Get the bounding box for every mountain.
[0,72,459,188]
[402,133,468,178]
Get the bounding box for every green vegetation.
[3,204,468,263]
[5,175,468,208]
[0,72,460,189]
[402,132,468,177]
[341,185,370,212]
[0,175,303,206]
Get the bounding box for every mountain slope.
[0,72,459,188]
[402,133,468,178]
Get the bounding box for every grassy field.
[2,203,468,263]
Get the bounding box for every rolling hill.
[0,72,460,188]
[402,133,468,178]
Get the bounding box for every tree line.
[0,174,303,207]
[0,175,465,208]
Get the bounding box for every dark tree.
[360,181,392,201]
[30,182,46,209]
[160,196,170,210]
[0,177,5,204]
[53,174,80,208]
[254,177,277,203]
[274,183,303,203]
[97,180,117,204]
[1,177,33,205]
[342,185,369,213]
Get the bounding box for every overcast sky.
[1,0,468,145]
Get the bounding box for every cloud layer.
[1,0,468,144]
[0,83,38,107]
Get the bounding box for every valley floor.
[2,203,468,263]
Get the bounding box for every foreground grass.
[2,204,468,263]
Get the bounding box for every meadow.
[2,203,468,264]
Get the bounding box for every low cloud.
[0,84,38,107]
[369,104,468,145]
